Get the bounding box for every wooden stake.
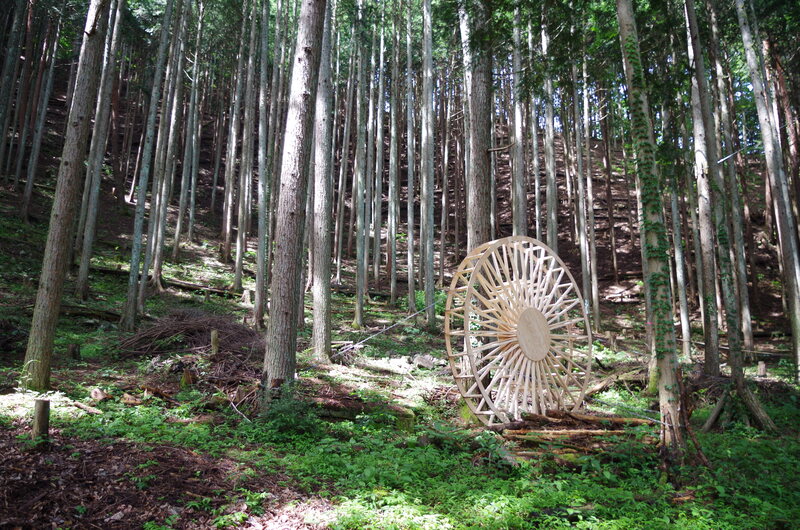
[210,329,219,355]
[32,399,50,441]
[757,361,766,377]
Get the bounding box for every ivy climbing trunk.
[616,0,686,459]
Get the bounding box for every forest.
[1,0,799,527]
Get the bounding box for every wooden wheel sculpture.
[445,236,592,425]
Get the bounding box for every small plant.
[143,514,179,530]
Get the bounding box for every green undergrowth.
[40,376,800,529]
[3,198,800,528]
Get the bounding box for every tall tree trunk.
[388,7,400,305]
[22,0,109,390]
[173,0,205,261]
[0,0,26,179]
[735,0,800,382]
[20,14,59,220]
[312,0,333,361]
[600,82,619,285]
[372,7,386,284]
[616,0,686,458]
[684,0,720,377]
[353,2,368,328]
[262,0,326,397]
[462,2,492,251]
[147,3,187,294]
[222,0,251,264]
[510,8,526,237]
[75,0,123,300]
[583,56,600,327]
[334,38,355,282]
[542,8,557,253]
[421,0,435,326]
[406,6,417,313]
[573,62,590,329]
[255,0,271,330]
[234,0,260,291]
[120,0,177,331]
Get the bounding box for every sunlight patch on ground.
[0,389,90,420]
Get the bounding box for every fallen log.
[69,401,103,414]
[504,429,626,436]
[519,412,565,424]
[584,368,646,396]
[486,420,529,432]
[563,410,656,426]
[22,303,124,322]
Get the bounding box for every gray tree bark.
[22,0,109,389]
[510,7,526,237]
[684,0,720,376]
[255,0,272,329]
[542,9,557,253]
[75,0,123,300]
[262,0,327,397]
[312,0,333,361]
[120,0,177,331]
[421,0,435,326]
[173,0,205,260]
[406,7,417,312]
[735,0,800,382]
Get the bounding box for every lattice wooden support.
[445,236,593,425]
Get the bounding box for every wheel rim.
[445,236,592,425]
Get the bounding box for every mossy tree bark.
[616,0,686,459]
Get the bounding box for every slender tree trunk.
[421,0,435,326]
[334,40,355,282]
[255,0,271,330]
[120,0,176,331]
[148,4,188,293]
[735,0,800,381]
[222,0,251,263]
[617,0,686,457]
[600,83,619,284]
[584,56,600,327]
[526,19,541,240]
[710,5,754,352]
[20,15,59,220]
[75,0,123,300]
[353,3,367,328]
[262,0,327,397]
[510,8,526,237]
[388,8,399,305]
[438,79,450,287]
[542,8,557,253]
[684,0,720,376]
[573,63,590,330]
[372,7,386,285]
[0,0,26,180]
[173,0,205,261]
[312,0,333,361]
[234,0,260,291]
[406,7,417,313]
[22,0,109,390]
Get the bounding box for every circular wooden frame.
[445,236,592,425]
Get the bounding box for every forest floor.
[2,168,800,529]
